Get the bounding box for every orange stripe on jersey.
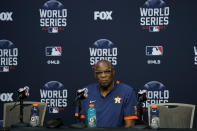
[124,116,138,120]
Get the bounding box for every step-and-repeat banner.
[0,0,197,127]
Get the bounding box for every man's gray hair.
[94,60,114,71]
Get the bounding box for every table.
[1,127,197,131]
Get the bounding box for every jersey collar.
[96,81,119,99]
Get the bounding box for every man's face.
[94,62,114,88]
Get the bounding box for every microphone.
[18,86,30,99]
[75,88,88,101]
[24,86,30,97]
[137,90,147,102]
[137,90,147,122]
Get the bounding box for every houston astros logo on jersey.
[114,96,122,103]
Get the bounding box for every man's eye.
[104,70,111,73]
[96,72,102,75]
[95,70,111,75]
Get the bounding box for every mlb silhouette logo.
[49,107,59,113]
[45,46,62,56]
[0,66,9,72]
[149,26,160,32]
[48,27,58,33]
[146,46,163,56]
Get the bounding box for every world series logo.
[89,39,118,66]
[0,40,18,72]
[140,81,169,108]
[40,81,68,113]
[39,0,67,33]
[140,0,170,32]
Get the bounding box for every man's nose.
[100,72,107,77]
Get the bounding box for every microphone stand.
[70,98,86,128]
[137,101,144,122]
[10,93,29,127]
[132,91,149,129]
[133,101,148,129]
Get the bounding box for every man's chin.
[100,83,110,89]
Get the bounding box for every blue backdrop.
[0,0,197,127]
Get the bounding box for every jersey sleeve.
[123,88,138,120]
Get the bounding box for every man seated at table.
[75,60,138,128]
